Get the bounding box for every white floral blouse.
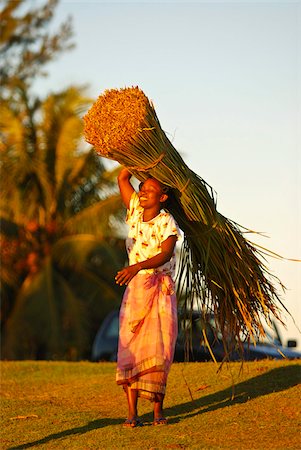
[125,192,180,279]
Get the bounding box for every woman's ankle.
[153,405,164,419]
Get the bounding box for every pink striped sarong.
[116,272,178,401]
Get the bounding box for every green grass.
[1,360,300,449]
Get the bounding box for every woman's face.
[138,179,166,209]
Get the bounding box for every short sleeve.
[160,213,181,243]
[125,191,142,226]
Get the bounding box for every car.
[174,312,301,362]
[91,309,301,362]
[91,310,120,362]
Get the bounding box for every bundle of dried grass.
[84,86,288,360]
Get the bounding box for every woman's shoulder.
[158,210,181,237]
[157,210,179,229]
[159,210,177,223]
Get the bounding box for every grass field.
[1,360,300,449]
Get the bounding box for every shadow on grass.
[159,364,301,425]
[8,364,301,448]
[8,418,123,450]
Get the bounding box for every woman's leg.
[153,393,167,424]
[124,385,138,420]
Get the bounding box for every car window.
[256,326,281,346]
[193,318,217,345]
[105,315,119,338]
[178,316,215,345]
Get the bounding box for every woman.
[115,167,180,427]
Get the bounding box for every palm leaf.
[52,234,124,272]
[3,258,87,359]
[62,195,124,235]
[1,85,125,360]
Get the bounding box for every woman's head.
[138,178,169,209]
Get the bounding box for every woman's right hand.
[118,167,134,209]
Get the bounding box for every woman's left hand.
[115,264,140,286]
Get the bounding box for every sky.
[33,0,301,348]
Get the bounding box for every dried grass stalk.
[84,86,288,360]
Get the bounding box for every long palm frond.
[0,102,52,222]
[1,85,124,360]
[52,234,124,273]
[40,87,91,183]
[62,195,124,235]
[3,258,87,359]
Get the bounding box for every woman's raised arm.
[118,167,135,209]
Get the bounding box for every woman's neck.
[143,206,161,222]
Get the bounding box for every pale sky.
[34,0,301,348]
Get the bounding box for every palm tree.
[0,86,126,360]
